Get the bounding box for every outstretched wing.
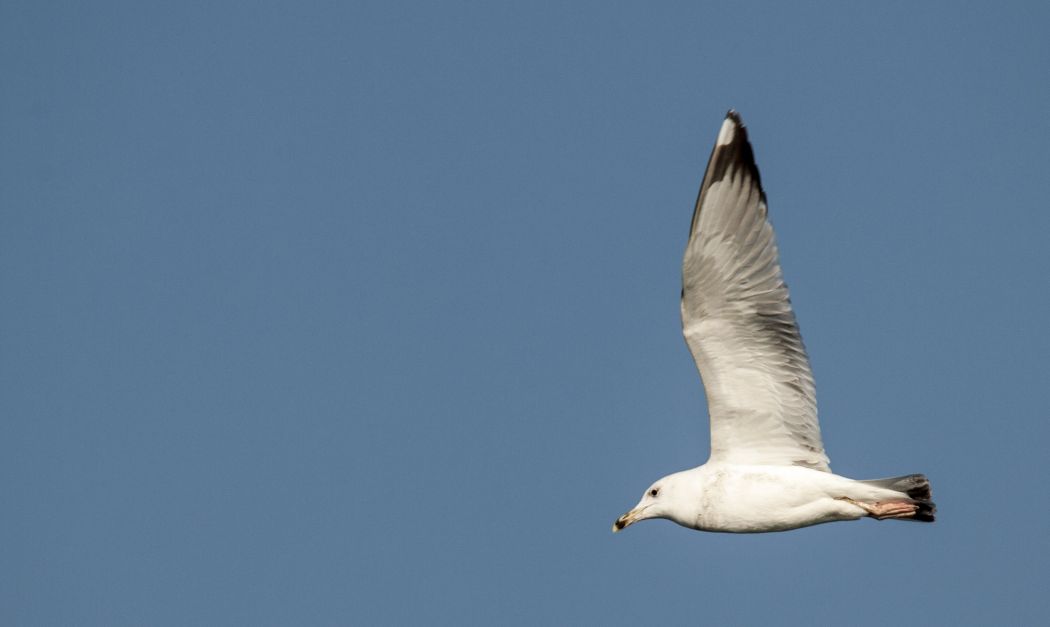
[680,111,829,472]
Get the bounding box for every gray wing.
[680,111,829,472]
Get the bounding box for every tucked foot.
[835,497,923,520]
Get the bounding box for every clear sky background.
[3,1,1049,625]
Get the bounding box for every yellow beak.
[612,507,644,532]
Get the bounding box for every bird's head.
[613,469,701,532]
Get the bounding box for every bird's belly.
[697,467,862,533]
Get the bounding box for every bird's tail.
[857,474,936,522]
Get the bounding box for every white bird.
[613,111,935,534]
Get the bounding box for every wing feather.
[681,111,829,471]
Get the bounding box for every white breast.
[697,465,862,533]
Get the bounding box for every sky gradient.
[3,1,1049,624]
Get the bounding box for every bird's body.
[614,111,935,534]
[650,464,930,533]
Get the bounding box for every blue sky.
[3,1,1049,624]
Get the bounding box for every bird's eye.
[649,488,660,497]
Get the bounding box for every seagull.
[613,111,935,534]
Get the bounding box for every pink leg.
[835,497,918,520]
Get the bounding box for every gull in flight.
[614,111,935,534]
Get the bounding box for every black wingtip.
[687,109,766,236]
[717,110,751,149]
[710,111,761,187]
